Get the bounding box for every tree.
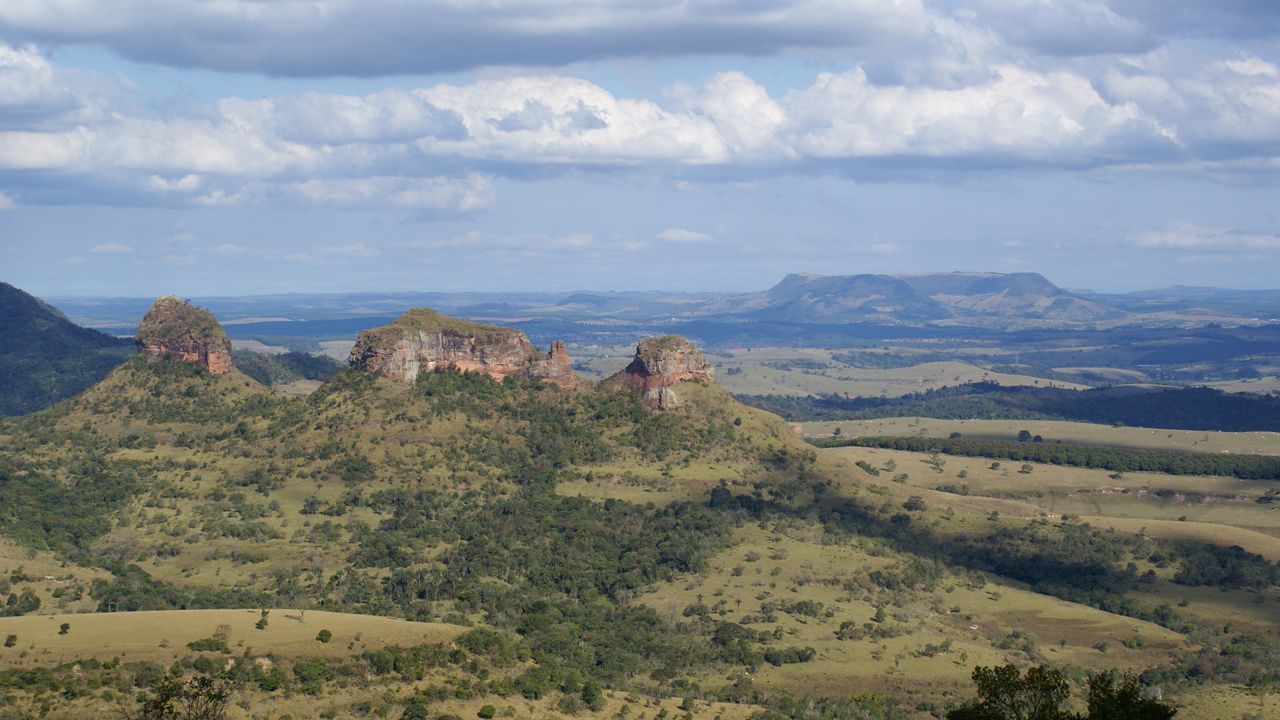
[1085,671,1175,720]
[1017,430,1033,442]
[582,679,604,711]
[947,665,1072,720]
[120,676,230,720]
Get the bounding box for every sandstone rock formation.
[135,296,233,374]
[349,308,576,388]
[615,334,713,409]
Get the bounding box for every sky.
[1,1,1279,297]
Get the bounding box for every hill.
[0,281,132,416]
[1,302,1279,718]
[704,272,1124,327]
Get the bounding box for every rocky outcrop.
[349,308,577,388]
[615,335,713,409]
[135,296,233,374]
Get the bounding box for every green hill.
[0,281,132,416]
[1,307,1278,719]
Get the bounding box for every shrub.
[4,634,16,647]
[478,705,497,719]
[316,629,333,643]
[58,623,70,635]
[186,637,231,653]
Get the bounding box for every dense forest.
[740,382,1280,431]
[0,283,132,416]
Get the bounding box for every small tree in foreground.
[120,676,230,720]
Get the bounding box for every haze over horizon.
[2,1,1279,296]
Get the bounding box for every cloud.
[280,175,494,212]
[967,0,1157,56]
[0,0,933,77]
[657,228,714,244]
[1131,224,1280,251]
[0,42,79,127]
[0,39,1279,213]
[407,231,596,253]
[88,243,134,254]
[317,243,379,258]
[213,243,248,255]
[0,191,14,210]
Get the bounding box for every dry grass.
[802,417,1280,456]
[0,609,464,668]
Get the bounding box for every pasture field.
[802,417,1280,456]
[579,347,1085,397]
[710,354,1087,398]
[0,609,464,668]
[821,444,1280,550]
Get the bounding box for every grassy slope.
[3,356,1279,717]
[0,609,463,668]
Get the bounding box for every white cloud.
[213,243,248,255]
[407,231,596,253]
[281,175,494,212]
[317,243,379,258]
[1131,224,1280,251]
[0,191,14,210]
[0,38,1278,212]
[88,243,134,254]
[657,228,714,244]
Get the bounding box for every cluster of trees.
[233,350,341,388]
[949,665,1175,720]
[819,435,1280,480]
[741,381,1280,431]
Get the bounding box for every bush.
[478,705,497,719]
[4,634,15,647]
[186,637,231,653]
[316,629,333,643]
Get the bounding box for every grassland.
[4,350,1280,719]
[802,417,1280,456]
[637,522,1186,704]
[0,609,463,668]
[711,353,1087,398]
[579,347,1086,397]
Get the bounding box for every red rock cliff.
[135,296,233,374]
[615,335,713,409]
[349,308,576,388]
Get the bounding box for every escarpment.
[349,308,577,388]
[135,296,233,374]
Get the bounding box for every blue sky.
[1,1,1278,296]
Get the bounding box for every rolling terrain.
[0,296,1278,719]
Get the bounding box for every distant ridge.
[0,281,132,415]
[701,271,1125,326]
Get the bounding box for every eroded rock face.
[350,308,576,388]
[135,296,233,374]
[618,335,713,409]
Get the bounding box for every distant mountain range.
[44,272,1278,335]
